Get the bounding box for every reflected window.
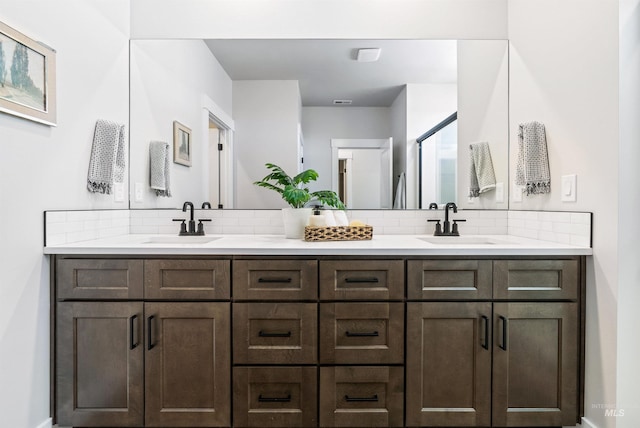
[417,112,457,208]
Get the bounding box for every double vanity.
[45,229,590,428]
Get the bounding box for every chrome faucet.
[428,201,466,236]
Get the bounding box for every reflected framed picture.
[173,120,192,166]
[0,20,56,126]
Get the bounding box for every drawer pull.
[258,330,292,338]
[129,314,138,350]
[258,394,292,403]
[345,331,379,337]
[498,315,508,351]
[345,394,379,402]
[345,277,379,284]
[481,315,489,350]
[147,315,155,350]
[258,277,293,283]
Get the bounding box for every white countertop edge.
[44,234,593,256]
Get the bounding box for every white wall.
[405,83,457,208]
[0,1,130,427]
[457,40,509,210]
[301,107,392,192]
[129,39,232,209]
[390,87,408,201]
[617,0,640,426]
[233,80,301,209]
[508,2,620,428]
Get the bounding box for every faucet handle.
[428,219,442,236]
[196,218,212,235]
[452,219,466,235]
[173,219,187,235]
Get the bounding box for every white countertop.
[44,234,592,256]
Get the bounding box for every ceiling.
[204,39,457,107]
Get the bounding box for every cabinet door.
[493,259,578,300]
[145,259,230,300]
[492,302,578,427]
[145,302,231,427]
[320,366,404,427]
[405,302,491,427]
[233,259,318,300]
[57,258,143,299]
[57,302,143,427]
[233,302,317,364]
[320,302,404,364]
[320,260,404,300]
[407,260,492,300]
[233,366,317,427]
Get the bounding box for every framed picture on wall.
[173,120,192,166]
[0,20,56,126]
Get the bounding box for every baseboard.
[580,417,599,428]
[35,418,52,428]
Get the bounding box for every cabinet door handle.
[258,277,292,283]
[345,277,379,283]
[259,330,292,338]
[480,315,489,350]
[129,314,139,350]
[345,394,378,402]
[147,315,155,350]
[345,331,379,337]
[498,315,508,351]
[258,394,291,402]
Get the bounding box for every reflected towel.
[150,141,171,197]
[469,142,496,197]
[393,172,406,209]
[87,120,126,194]
[516,121,551,195]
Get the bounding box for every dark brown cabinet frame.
[51,254,586,428]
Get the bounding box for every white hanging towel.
[469,142,497,197]
[393,172,406,209]
[87,119,126,194]
[516,121,551,195]
[149,141,171,197]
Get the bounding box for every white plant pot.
[282,208,312,239]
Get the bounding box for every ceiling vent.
[356,48,381,62]
[333,100,353,105]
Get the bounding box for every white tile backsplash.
[45,209,592,247]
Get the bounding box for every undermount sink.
[418,236,508,245]
[142,236,222,244]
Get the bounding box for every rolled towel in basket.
[469,142,496,197]
[149,141,171,197]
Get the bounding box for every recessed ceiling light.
[356,48,381,62]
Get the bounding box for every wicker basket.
[304,225,373,242]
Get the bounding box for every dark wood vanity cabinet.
[53,255,584,428]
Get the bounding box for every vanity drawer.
[407,259,493,300]
[144,259,230,300]
[319,260,404,300]
[233,259,318,300]
[320,366,404,428]
[319,302,404,364]
[57,259,144,300]
[233,303,317,364]
[493,259,579,300]
[233,366,317,428]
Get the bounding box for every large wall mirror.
[129,39,508,210]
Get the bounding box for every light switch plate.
[512,182,523,203]
[134,182,144,202]
[561,174,577,202]
[495,182,504,203]
[114,183,125,202]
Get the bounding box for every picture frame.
[173,120,192,166]
[0,20,56,126]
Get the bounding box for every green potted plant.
[254,163,345,238]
